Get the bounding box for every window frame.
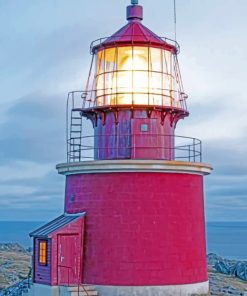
[38,240,48,266]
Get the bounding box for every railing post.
[193,138,196,162]
[171,134,173,160]
[132,133,135,159]
[72,92,75,109]
[68,267,70,287]
[66,93,70,163]
[200,140,202,162]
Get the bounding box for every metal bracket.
[114,110,119,125]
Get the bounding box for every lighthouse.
[30,1,212,296]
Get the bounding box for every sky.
[0,0,247,222]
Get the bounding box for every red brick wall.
[65,172,207,285]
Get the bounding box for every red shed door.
[58,234,80,286]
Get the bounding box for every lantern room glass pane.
[133,71,149,93]
[117,71,132,94]
[163,73,170,92]
[133,47,148,70]
[117,94,132,105]
[105,48,117,72]
[96,75,104,106]
[96,50,105,75]
[150,48,162,72]
[105,72,116,92]
[150,72,162,93]
[163,50,172,75]
[150,95,163,106]
[133,94,149,105]
[105,72,117,105]
[118,47,133,71]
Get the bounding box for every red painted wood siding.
[34,238,51,285]
[65,172,207,286]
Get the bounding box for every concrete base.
[31,284,68,296]
[94,281,209,296]
[30,281,209,296]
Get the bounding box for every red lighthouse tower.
[30,1,212,296]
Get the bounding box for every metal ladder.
[67,91,90,163]
[69,109,82,162]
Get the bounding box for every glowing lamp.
[95,46,180,107]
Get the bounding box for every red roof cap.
[92,2,178,54]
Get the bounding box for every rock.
[234,263,247,281]
[210,254,247,282]
[207,253,223,266]
[215,261,231,275]
[0,243,27,253]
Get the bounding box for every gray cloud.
[1,0,247,221]
[0,93,66,164]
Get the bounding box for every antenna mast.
[174,0,177,41]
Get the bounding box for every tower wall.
[64,168,208,286]
[94,110,175,160]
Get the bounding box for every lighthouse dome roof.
[91,3,179,54]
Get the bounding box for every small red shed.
[30,213,85,287]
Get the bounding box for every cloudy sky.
[0,0,246,222]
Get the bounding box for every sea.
[0,221,247,260]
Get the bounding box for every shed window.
[38,240,48,265]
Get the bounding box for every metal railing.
[67,134,202,163]
[90,36,180,54]
[58,265,89,296]
[66,91,200,164]
[66,89,188,110]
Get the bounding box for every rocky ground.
[0,243,31,290]
[0,244,247,295]
[207,254,247,295]
[208,268,247,295]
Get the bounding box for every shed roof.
[29,213,85,238]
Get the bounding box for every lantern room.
[85,1,187,111]
[93,44,185,108]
